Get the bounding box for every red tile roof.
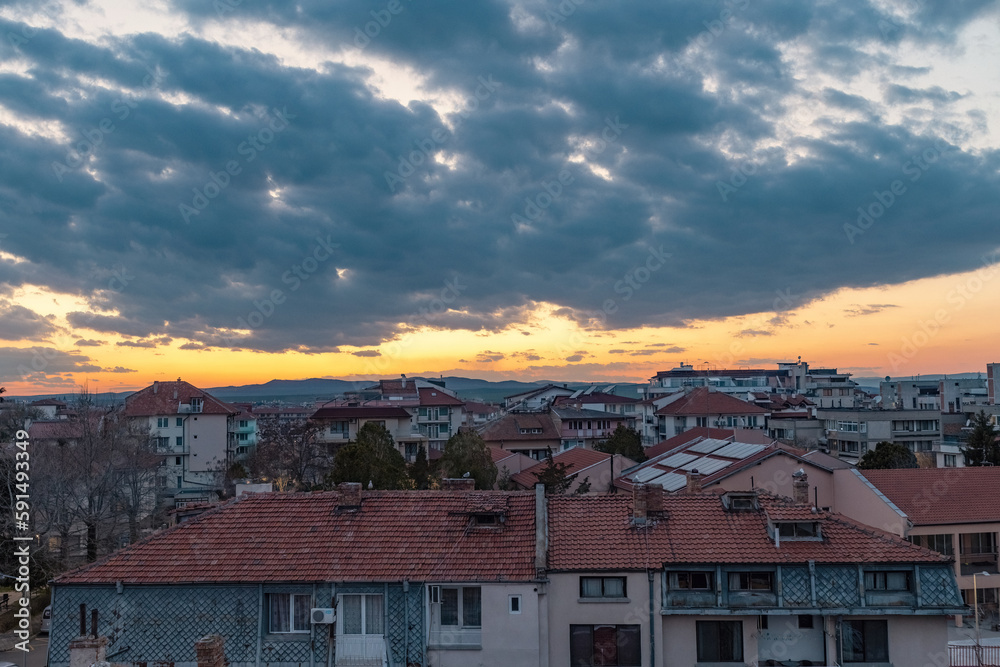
[554,392,639,405]
[547,492,950,570]
[465,401,500,415]
[124,381,237,417]
[418,387,464,406]
[311,406,413,420]
[55,490,537,584]
[510,448,615,488]
[654,387,768,416]
[372,379,419,396]
[859,467,1000,526]
[480,412,561,443]
[27,420,84,441]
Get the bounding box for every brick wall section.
[442,478,476,491]
[68,636,107,667]
[195,635,226,667]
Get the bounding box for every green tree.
[328,422,410,489]
[857,441,919,470]
[535,450,573,494]
[596,424,647,462]
[496,465,514,491]
[440,429,497,489]
[962,410,1000,466]
[410,444,432,490]
[574,476,592,494]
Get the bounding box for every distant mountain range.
[6,376,647,405]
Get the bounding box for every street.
[0,635,47,667]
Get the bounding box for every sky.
[1,0,999,396]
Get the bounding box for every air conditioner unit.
[430,586,441,604]
[311,608,336,624]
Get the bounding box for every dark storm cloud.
[0,0,997,354]
[0,303,60,340]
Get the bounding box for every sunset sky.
[1,0,999,396]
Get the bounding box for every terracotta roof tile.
[124,381,237,417]
[547,492,950,571]
[859,467,1000,526]
[511,448,614,488]
[480,412,560,443]
[55,490,537,584]
[654,388,768,416]
[417,387,464,406]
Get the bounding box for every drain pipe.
[648,570,656,667]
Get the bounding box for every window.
[842,620,888,663]
[157,417,169,428]
[176,417,183,426]
[190,397,203,413]
[509,595,521,614]
[670,571,713,590]
[156,437,169,450]
[580,576,626,599]
[440,586,480,627]
[238,433,249,442]
[438,407,449,418]
[728,572,773,591]
[696,621,743,662]
[865,571,911,591]
[570,625,640,667]
[176,436,183,448]
[944,454,957,467]
[339,594,384,635]
[175,456,181,465]
[798,615,814,629]
[239,420,248,428]
[909,533,953,556]
[723,493,759,511]
[776,522,820,539]
[268,593,310,633]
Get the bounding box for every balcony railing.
[960,552,999,576]
[334,634,387,666]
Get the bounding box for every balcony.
[334,634,387,666]
[960,552,999,576]
[428,627,482,649]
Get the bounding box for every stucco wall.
[832,468,910,535]
[714,456,837,508]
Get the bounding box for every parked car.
[40,605,51,634]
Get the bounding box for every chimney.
[173,385,178,399]
[337,482,362,508]
[153,381,159,394]
[442,478,476,492]
[686,469,703,494]
[646,483,664,514]
[69,636,107,667]
[401,374,407,388]
[632,483,648,524]
[195,634,227,667]
[792,469,809,505]
[535,483,548,574]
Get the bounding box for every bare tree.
[247,418,329,490]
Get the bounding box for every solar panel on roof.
[632,466,669,483]
[713,442,766,459]
[680,457,730,475]
[656,472,688,491]
[687,438,729,454]
[661,452,698,468]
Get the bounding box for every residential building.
[310,405,426,460]
[550,406,630,450]
[124,380,239,507]
[646,360,860,408]
[510,447,636,494]
[989,362,1000,404]
[880,377,988,413]
[29,397,70,419]
[653,387,769,441]
[49,482,543,667]
[251,405,314,422]
[489,447,536,486]
[835,467,1000,624]
[229,403,258,458]
[767,414,824,449]
[815,407,956,466]
[48,483,966,667]
[503,383,575,411]
[463,401,501,428]
[545,485,964,667]
[479,410,561,460]
[553,389,640,418]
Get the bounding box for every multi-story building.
[49,482,966,667]
[479,410,561,460]
[310,405,427,460]
[880,377,988,413]
[124,380,240,507]
[550,406,630,450]
[503,383,575,411]
[652,387,769,442]
[815,407,962,466]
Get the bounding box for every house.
[462,401,501,427]
[124,380,240,507]
[48,481,543,667]
[489,447,536,485]
[653,387,769,441]
[545,485,965,667]
[510,447,636,494]
[310,405,426,460]
[503,383,575,411]
[229,403,258,458]
[553,389,640,418]
[550,405,631,450]
[29,398,70,419]
[48,483,967,667]
[251,405,314,422]
[880,377,988,413]
[479,410,561,460]
[614,429,850,508]
[834,467,1000,623]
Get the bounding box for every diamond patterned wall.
[814,565,860,607]
[919,565,964,607]
[781,567,811,606]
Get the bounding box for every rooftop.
[654,387,768,416]
[124,380,237,417]
[859,467,1000,526]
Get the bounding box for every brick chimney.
[632,483,648,523]
[792,469,809,505]
[338,482,362,508]
[686,469,703,494]
[152,380,159,394]
[196,634,227,667]
[646,483,664,514]
[442,478,476,492]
